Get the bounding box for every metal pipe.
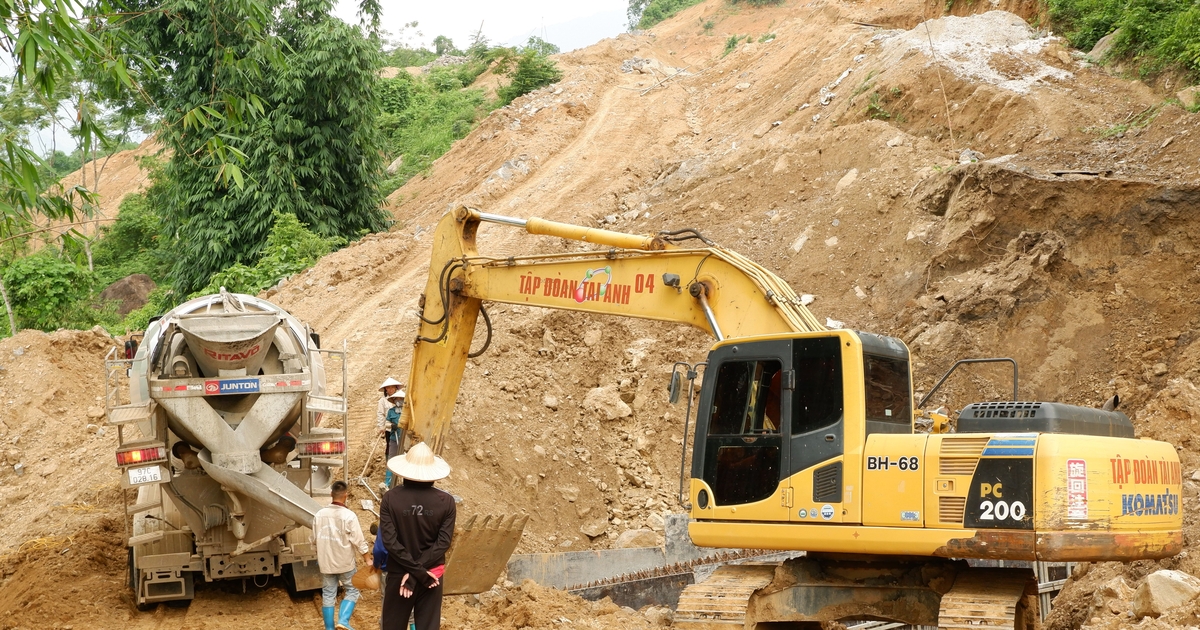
[676,362,704,508]
[696,289,724,341]
[476,211,528,228]
[525,217,664,250]
[463,207,666,251]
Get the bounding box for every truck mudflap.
[287,559,324,592]
[442,513,529,595]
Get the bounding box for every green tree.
[114,0,389,294]
[433,35,457,55]
[523,36,560,56]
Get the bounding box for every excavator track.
[672,564,776,629]
[938,568,1036,630]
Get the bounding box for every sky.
[332,0,629,53]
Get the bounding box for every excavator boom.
[403,206,825,595]
[405,207,821,451]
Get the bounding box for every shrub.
[192,211,345,297]
[1047,0,1200,74]
[428,67,465,92]
[630,0,705,29]
[2,253,93,331]
[723,34,746,56]
[497,50,563,105]
[378,81,490,188]
[122,286,180,332]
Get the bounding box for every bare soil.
[4,0,1200,627]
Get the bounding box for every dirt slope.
[50,138,161,237]
[3,0,1200,627]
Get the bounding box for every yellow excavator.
[406,207,1181,628]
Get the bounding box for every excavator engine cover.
[957,401,1134,438]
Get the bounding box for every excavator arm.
[400,207,824,595]
[403,206,824,452]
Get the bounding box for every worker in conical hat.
[375,377,402,436]
[379,443,454,630]
[375,377,404,493]
[374,376,403,434]
[381,389,406,489]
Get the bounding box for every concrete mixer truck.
[103,291,349,608]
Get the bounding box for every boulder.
[99,274,156,316]
[1133,569,1200,618]
[584,386,632,420]
[1092,576,1133,618]
[614,528,659,549]
[1087,29,1121,63]
[1179,86,1200,111]
[579,516,608,538]
[643,606,673,626]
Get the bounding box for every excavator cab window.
[788,337,845,476]
[864,354,912,435]
[703,359,783,505]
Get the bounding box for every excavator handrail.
[917,357,1019,408]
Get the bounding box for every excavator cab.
[687,330,912,526]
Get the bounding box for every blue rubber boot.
[322,606,335,630]
[383,469,393,489]
[335,599,357,630]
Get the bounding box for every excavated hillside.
[2,0,1200,627]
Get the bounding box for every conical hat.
[351,567,381,590]
[378,377,402,391]
[387,442,450,482]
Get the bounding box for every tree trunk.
[0,276,17,338]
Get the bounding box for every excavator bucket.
[442,513,529,595]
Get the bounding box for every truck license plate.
[128,465,162,485]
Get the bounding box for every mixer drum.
[175,314,282,377]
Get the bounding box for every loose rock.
[614,528,659,549]
[1133,569,1200,618]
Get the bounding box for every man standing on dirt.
[376,377,404,491]
[382,390,406,489]
[316,480,372,630]
[379,442,456,630]
[375,377,402,437]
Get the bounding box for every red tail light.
[300,440,345,456]
[117,446,167,467]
